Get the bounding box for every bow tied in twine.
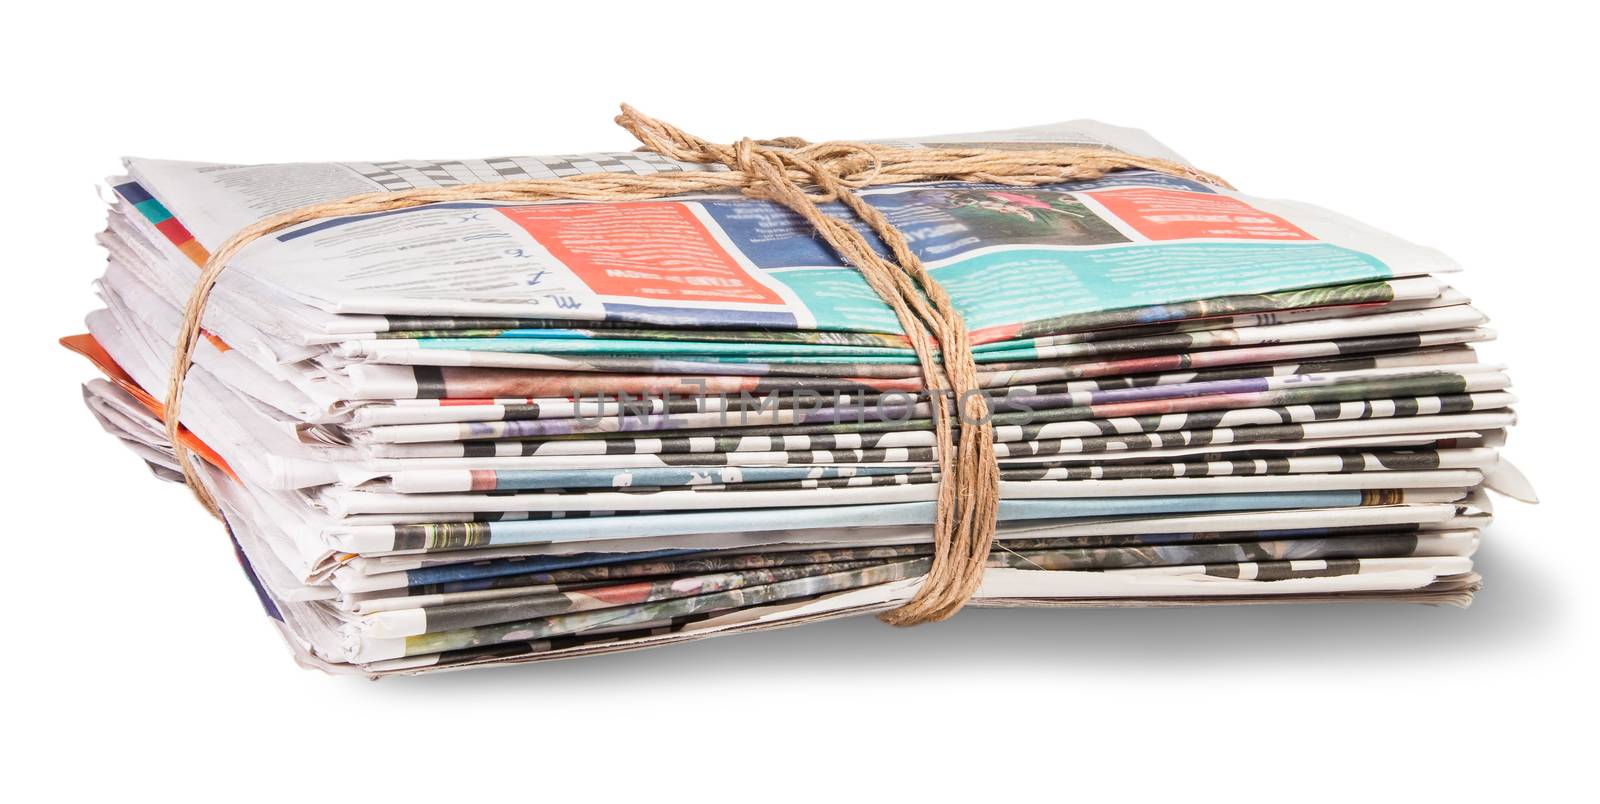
[163,105,1229,626]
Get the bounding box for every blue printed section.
[458,491,1369,549]
[226,530,283,622]
[769,242,1391,333]
[134,199,173,224]
[699,172,1212,270]
[600,302,798,329]
[768,267,905,331]
[112,182,173,223]
[700,198,875,268]
[112,181,153,205]
[931,243,1391,331]
[405,550,693,588]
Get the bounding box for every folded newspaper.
[65,113,1535,675]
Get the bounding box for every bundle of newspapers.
[67,117,1535,675]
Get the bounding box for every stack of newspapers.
[68,119,1534,675]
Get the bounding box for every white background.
[7,2,1594,800]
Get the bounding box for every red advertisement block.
[1087,188,1314,241]
[498,202,786,305]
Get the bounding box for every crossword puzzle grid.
[345,151,723,192]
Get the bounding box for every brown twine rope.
[164,105,1229,626]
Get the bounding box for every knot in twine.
[164,104,1230,626]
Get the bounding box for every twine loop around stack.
[162,105,1229,625]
